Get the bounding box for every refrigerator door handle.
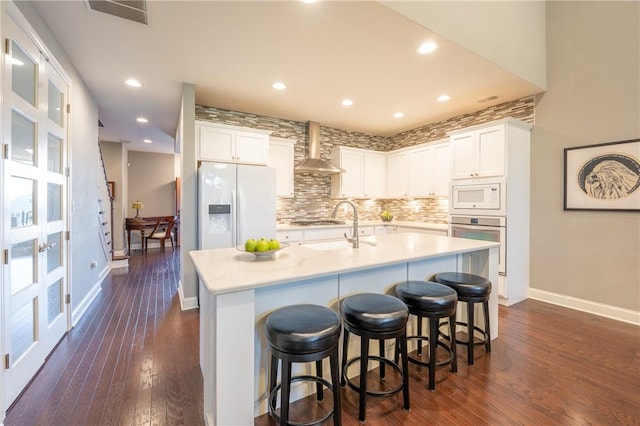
[232,189,238,245]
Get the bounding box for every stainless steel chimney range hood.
[295,121,344,175]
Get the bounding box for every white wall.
[178,83,198,307]
[530,1,639,317]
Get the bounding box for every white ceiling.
[30,1,542,154]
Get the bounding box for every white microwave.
[450,178,506,216]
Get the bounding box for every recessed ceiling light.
[437,94,451,102]
[125,79,141,87]
[302,0,317,3]
[342,99,353,107]
[272,82,287,90]
[417,41,438,55]
[136,117,148,123]
[143,139,152,143]
[393,112,404,119]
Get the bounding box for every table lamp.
[132,201,144,217]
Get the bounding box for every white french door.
[1,10,70,408]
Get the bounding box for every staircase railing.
[98,145,114,262]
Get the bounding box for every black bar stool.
[394,280,458,390]
[434,272,491,365]
[340,293,410,422]
[265,304,342,426]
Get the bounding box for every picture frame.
[564,139,640,211]
[107,181,115,199]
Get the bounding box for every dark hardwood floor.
[5,249,639,425]
[4,249,203,426]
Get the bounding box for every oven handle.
[451,224,504,231]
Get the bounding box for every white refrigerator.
[198,162,277,250]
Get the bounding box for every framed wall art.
[564,139,640,211]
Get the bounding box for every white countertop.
[276,220,448,231]
[190,232,498,295]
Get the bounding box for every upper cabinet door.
[363,151,386,198]
[235,131,270,165]
[386,152,409,198]
[269,138,295,198]
[334,148,363,198]
[476,125,505,177]
[450,132,477,179]
[450,124,505,179]
[197,122,270,165]
[198,126,234,162]
[431,142,451,196]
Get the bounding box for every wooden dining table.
[125,216,179,252]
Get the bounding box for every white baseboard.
[178,280,199,311]
[71,275,105,327]
[528,288,640,326]
[111,258,129,269]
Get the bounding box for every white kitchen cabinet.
[408,140,450,197]
[397,226,448,237]
[331,147,386,198]
[387,140,450,198]
[449,123,505,179]
[276,229,303,244]
[375,225,397,234]
[196,121,271,165]
[386,151,410,198]
[269,137,295,198]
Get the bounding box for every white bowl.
[236,242,290,259]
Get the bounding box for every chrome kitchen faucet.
[331,200,359,248]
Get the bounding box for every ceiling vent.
[86,0,148,25]
[477,95,500,104]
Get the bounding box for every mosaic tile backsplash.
[196,96,534,224]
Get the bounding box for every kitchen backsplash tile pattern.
[196,96,534,224]
[387,96,535,151]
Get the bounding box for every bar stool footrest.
[438,322,489,346]
[342,356,404,397]
[406,335,455,367]
[269,375,336,426]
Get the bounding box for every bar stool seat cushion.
[341,293,408,332]
[266,304,341,355]
[395,281,457,316]
[434,272,491,298]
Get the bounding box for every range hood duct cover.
[295,121,344,175]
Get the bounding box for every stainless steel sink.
[303,240,353,250]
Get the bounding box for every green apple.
[244,238,257,252]
[256,238,270,252]
[269,238,280,250]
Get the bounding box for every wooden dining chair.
[144,216,176,251]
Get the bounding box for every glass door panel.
[10,177,35,228]
[46,232,62,272]
[10,40,37,106]
[47,183,62,221]
[11,110,36,166]
[47,133,62,173]
[47,80,63,125]
[11,299,36,361]
[10,240,36,295]
[47,280,63,325]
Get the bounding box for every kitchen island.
[190,232,499,426]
